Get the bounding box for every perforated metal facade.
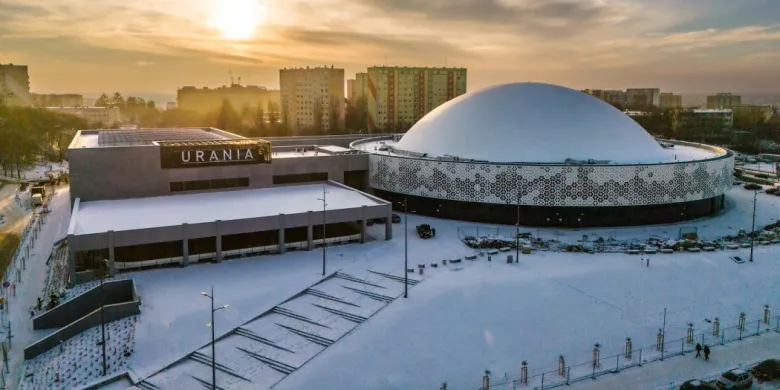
[368,153,734,207]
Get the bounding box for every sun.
[209,0,266,40]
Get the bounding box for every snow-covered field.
[0,161,68,182]
[9,183,780,390]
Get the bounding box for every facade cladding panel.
[367,149,733,226]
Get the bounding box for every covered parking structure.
[66,182,392,285]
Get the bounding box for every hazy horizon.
[3,0,780,95]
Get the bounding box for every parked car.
[751,359,780,382]
[744,183,762,190]
[765,188,778,195]
[391,214,401,223]
[680,379,717,390]
[714,368,753,389]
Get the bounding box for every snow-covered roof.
[393,82,672,164]
[71,183,384,235]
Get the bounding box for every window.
[170,177,249,192]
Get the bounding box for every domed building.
[352,82,734,227]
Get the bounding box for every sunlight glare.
[209,0,266,40]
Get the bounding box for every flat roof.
[71,128,243,148]
[354,138,725,164]
[71,183,384,235]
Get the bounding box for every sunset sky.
[2,0,779,95]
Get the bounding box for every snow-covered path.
[8,185,71,388]
[569,331,780,390]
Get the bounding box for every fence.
[463,312,780,390]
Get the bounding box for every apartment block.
[679,109,734,133]
[32,93,84,108]
[177,84,280,114]
[589,90,627,107]
[626,88,661,108]
[0,64,32,106]
[47,106,121,125]
[348,72,369,106]
[659,92,682,109]
[366,66,467,132]
[279,66,345,135]
[706,93,742,109]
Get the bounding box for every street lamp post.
[404,197,409,298]
[202,287,229,390]
[318,188,328,276]
[749,189,758,262]
[98,276,108,376]
[515,195,520,263]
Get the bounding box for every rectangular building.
[279,66,345,135]
[32,93,84,108]
[590,90,627,107]
[626,88,661,108]
[659,92,682,109]
[679,109,734,134]
[707,93,742,109]
[0,64,32,106]
[366,66,467,132]
[47,106,121,126]
[177,84,281,114]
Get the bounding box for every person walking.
[695,343,702,358]
[703,345,710,360]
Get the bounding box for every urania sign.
[159,140,271,169]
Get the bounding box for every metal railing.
[465,313,779,390]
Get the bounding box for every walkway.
[568,331,780,390]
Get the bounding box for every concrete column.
[307,211,314,250]
[361,205,368,244]
[215,220,223,263]
[181,223,189,267]
[108,230,116,277]
[385,204,393,241]
[67,234,76,288]
[278,213,286,254]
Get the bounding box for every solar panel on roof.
[97,128,228,146]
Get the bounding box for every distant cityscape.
[2,62,778,138]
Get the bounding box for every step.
[234,327,296,354]
[271,307,329,328]
[368,270,421,285]
[342,286,395,303]
[189,351,252,382]
[305,289,361,307]
[334,272,387,289]
[237,346,297,375]
[312,303,368,323]
[275,323,335,347]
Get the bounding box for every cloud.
[343,0,629,37]
[134,61,154,67]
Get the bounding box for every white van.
[31,194,43,207]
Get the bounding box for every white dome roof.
[394,82,668,164]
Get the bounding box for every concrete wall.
[24,301,141,360]
[68,146,368,203]
[33,279,136,329]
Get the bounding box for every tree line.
[0,103,88,179]
[618,105,780,154]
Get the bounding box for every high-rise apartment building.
[349,73,369,105]
[626,88,661,108]
[32,93,84,108]
[659,92,682,109]
[366,66,467,132]
[679,109,734,133]
[589,90,628,107]
[279,66,345,135]
[0,64,32,106]
[706,93,742,109]
[177,84,280,114]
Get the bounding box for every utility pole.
[516,191,520,263]
[750,189,758,262]
[318,188,328,276]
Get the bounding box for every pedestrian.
[646,258,650,267]
[703,345,710,360]
[695,343,702,358]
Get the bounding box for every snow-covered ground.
[8,183,780,390]
[0,161,68,182]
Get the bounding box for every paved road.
[568,331,780,390]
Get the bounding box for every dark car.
[391,214,401,223]
[680,379,717,390]
[715,368,753,389]
[751,359,780,382]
